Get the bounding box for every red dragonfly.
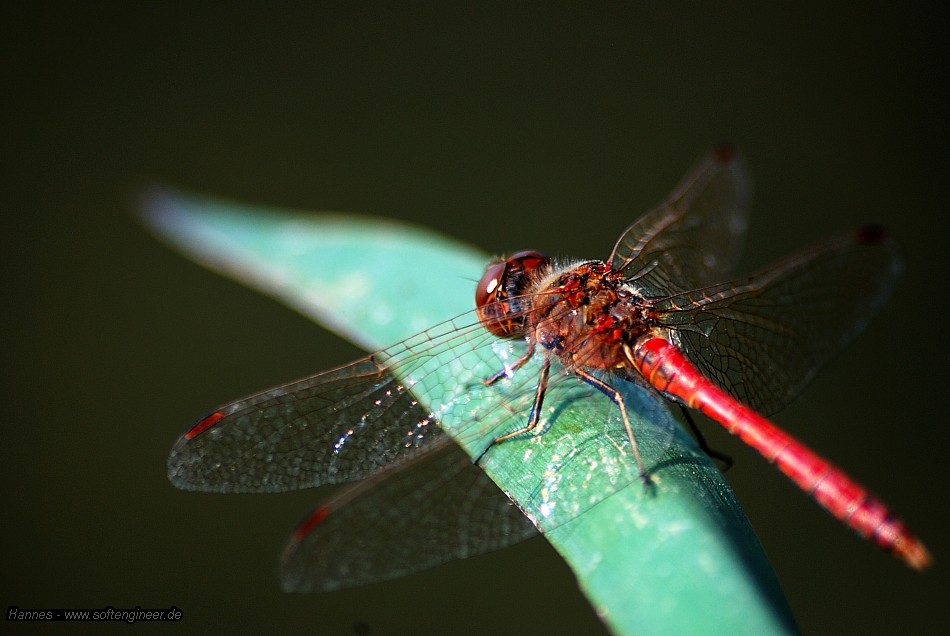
[168,146,930,591]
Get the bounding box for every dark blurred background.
[3,3,946,634]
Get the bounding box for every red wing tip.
[184,410,226,440]
[712,142,738,164]
[292,506,331,543]
[855,224,890,246]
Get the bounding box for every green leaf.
[143,189,797,635]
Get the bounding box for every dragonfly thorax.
[530,260,655,371]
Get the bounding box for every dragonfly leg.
[574,369,652,488]
[482,343,537,386]
[492,357,551,443]
[475,357,550,465]
[679,406,734,472]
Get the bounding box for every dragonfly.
[168,145,930,592]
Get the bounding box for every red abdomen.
[632,336,931,571]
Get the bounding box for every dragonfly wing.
[653,226,903,415]
[280,435,538,592]
[167,357,451,492]
[168,308,544,493]
[609,145,751,295]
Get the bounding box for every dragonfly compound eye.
[475,250,549,338]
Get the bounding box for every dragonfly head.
[476,250,550,338]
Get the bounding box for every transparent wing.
[652,226,902,415]
[280,436,538,592]
[167,312,516,493]
[609,145,751,296]
[168,288,677,548]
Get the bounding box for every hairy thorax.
[529,261,656,371]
